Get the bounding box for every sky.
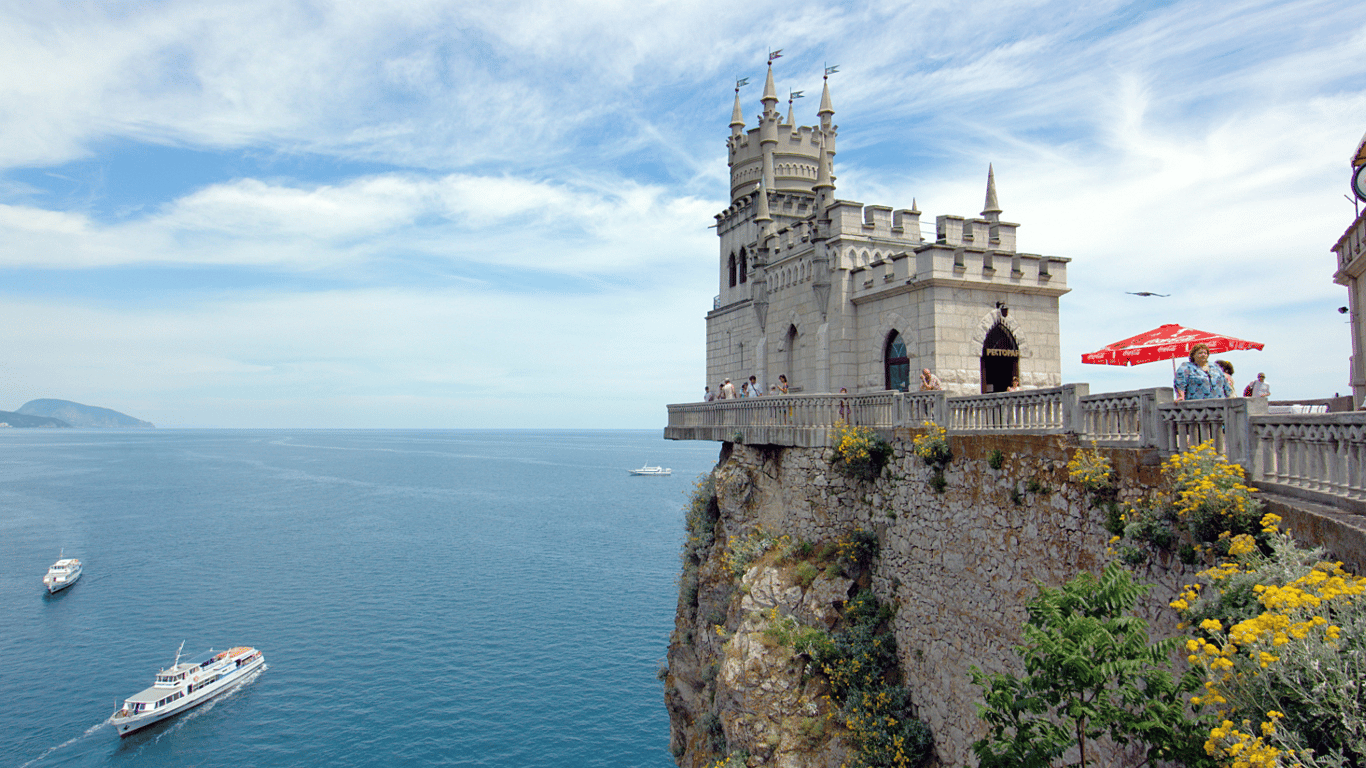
[1,0,1364,428]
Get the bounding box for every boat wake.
[17,720,106,768]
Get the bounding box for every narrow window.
[728,254,737,287]
[739,247,748,284]
[885,332,910,391]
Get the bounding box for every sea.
[0,429,719,768]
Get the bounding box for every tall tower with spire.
[705,63,1069,397]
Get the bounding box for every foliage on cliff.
[1174,516,1366,768]
[812,589,934,768]
[971,562,1212,768]
[1093,440,1264,567]
[833,425,893,481]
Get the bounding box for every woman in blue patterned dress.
[1174,343,1232,401]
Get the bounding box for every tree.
[970,562,1213,768]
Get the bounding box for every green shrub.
[1173,518,1366,768]
[814,590,934,768]
[971,563,1211,768]
[912,421,952,467]
[795,561,820,588]
[833,424,894,481]
[988,449,1005,470]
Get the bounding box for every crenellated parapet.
[729,123,834,202]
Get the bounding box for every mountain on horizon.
[0,409,70,428]
[16,399,154,428]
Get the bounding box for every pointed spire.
[786,101,794,126]
[755,179,772,224]
[818,68,836,132]
[761,61,779,119]
[982,164,1002,221]
[910,198,920,214]
[730,90,745,135]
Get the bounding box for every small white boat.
[109,643,266,736]
[629,465,672,476]
[42,556,82,593]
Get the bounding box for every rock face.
[665,435,1195,768]
[16,399,154,428]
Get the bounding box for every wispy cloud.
[0,0,1364,425]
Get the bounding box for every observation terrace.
[666,386,1366,516]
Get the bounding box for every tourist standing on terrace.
[1174,344,1231,401]
[1215,360,1236,392]
[920,369,943,391]
[704,386,715,402]
[720,379,736,399]
[1244,373,1270,398]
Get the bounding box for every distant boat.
[109,643,266,736]
[43,554,82,593]
[629,465,672,476]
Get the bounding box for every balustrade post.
[1224,398,1252,469]
[1060,383,1090,434]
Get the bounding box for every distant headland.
[0,399,154,429]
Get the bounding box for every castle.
[706,63,1070,396]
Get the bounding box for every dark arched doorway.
[885,331,910,391]
[980,323,1019,393]
[784,325,798,391]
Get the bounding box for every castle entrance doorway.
[980,323,1019,393]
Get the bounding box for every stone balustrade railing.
[1250,412,1366,515]
[665,386,1364,512]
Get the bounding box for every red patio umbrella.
[1081,323,1264,366]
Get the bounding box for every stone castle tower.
[706,63,1070,395]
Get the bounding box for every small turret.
[813,132,834,213]
[761,62,780,120]
[982,164,1002,222]
[818,76,835,131]
[730,90,745,137]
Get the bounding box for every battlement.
[729,121,833,202]
[824,200,925,245]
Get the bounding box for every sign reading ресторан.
[983,348,1020,357]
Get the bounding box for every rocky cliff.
[663,435,1198,768]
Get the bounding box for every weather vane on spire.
[824,63,840,80]
[768,49,783,64]
[788,89,804,107]
[735,77,750,93]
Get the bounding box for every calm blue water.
[0,430,716,768]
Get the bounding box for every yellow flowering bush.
[1066,441,1114,495]
[833,424,894,481]
[1112,440,1266,566]
[1175,516,1366,768]
[812,590,933,768]
[720,527,788,579]
[910,421,951,467]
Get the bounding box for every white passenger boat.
[42,556,82,593]
[109,643,266,736]
[629,464,672,476]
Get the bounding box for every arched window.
[885,332,910,391]
[784,325,798,392]
[728,254,737,288]
[739,247,748,284]
[980,323,1020,393]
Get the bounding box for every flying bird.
[1126,291,1170,297]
